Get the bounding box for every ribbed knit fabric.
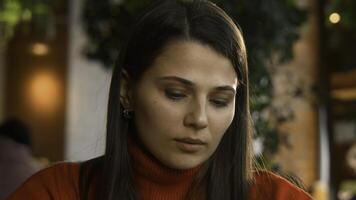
[128,137,202,200]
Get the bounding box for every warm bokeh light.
[29,72,60,113]
[312,181,329,200]
[31,43,49,56]
[329,12,341,24]
[332,87,356,101]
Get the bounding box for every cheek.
[133,88,183,135]
[210,106,235,141]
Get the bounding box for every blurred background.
[0,0,355,199]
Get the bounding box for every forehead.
[144,40,238,88]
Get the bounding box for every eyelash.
[164,90,229,108]
[164,90,186,100]
[210,99,229,107]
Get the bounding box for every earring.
[123,109,134,119]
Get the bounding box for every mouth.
[174,138,206,153]
[175,137,206,145]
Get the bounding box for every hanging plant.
[0,0,56,47]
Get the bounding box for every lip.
[174,138,206,145]
[174,138,206,153]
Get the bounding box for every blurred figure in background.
[0,119,46,200]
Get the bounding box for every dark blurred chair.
[0,118,45,200]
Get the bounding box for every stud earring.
[123,109,134,119]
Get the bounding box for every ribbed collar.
[128,136,202,200]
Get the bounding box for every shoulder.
[249,170,314,200]
[7,162,81,200]
[29,162,80,180]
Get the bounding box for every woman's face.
[128,40,238,169]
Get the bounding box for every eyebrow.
[156,76,237,94]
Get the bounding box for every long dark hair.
[80,0,253,199]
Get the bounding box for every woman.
[8,0,313,199]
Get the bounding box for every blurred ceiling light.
[329,12,341,24]
[29,72,60,113]
[332,87,356,101]
[31,43,49,56]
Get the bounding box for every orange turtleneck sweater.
[7,139,313,200]
[129,137,202,200]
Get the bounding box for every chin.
[164,157,204,170]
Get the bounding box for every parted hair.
[79,0,253,199]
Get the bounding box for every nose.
[183,98,208,130]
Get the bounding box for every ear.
[120,69,133,109]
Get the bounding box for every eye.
[164,89,187,100]
[210,99,229,108]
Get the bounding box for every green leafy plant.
[0,0,55,46]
